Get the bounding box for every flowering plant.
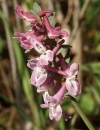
[14,2,81,121]
[14,3,96,129]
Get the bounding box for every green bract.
[33,2,42,13]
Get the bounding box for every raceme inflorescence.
[14,3,81,121]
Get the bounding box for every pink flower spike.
[30,67,47,87]
[44,16,68,39]
[15,5,38,23]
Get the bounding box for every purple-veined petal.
[27,57,40,69]
[46,50,53,62]
[20,41,33,49]
[40,104,49,108]
[69,63,79,76]
[30,69,38,86]
[49,105,62,121]
[35,72,47,86]
[31,38,46,54]
[44,16,68,39]
[71,80,81,94]
[66,79,77,96]
[55,105,62,120]
[43,91,49,104]
[46,95,57,103]
[39,55,49,65]
[15,5,37,23]
[30,67,47,87]
[49,107,54,120]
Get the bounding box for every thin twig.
[79,0,91,20]
[69,0,91,44]
[12,0,22,31]
[7,107,16,129]
[69,0,79,44]
[62,0,74,25]
[0,108,11,118]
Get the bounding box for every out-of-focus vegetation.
[0,0,100,130]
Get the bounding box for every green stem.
[70,96,95,130]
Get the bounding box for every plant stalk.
[70,96,95,130]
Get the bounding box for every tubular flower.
[30,67,47,87]
[41,82,66,120]
[15,5,38,23]
[14,31,45,50]
[44,16,68,39]
[58,54,81,96]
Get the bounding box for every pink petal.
[36,72,47,86]
[27,57,40,69]
[55,105,62,120]
[49,107,54,120]
[43,91,49,104]
[46,95,57,103]
[69,63,79,75]
[20,42,33,49]
[46,50,53,62]
[31,39,46,54]
[30,70,38,86]
[30,68,47,87]
[66,79,77,96]
[39,56,48,65]
[49,105,62,121]
[71,80,81,94]
[40,104,49,108]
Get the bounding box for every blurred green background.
[0,0,100,130]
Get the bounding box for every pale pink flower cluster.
[14,5,81,121]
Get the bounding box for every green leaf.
[78,94,99,115]
[48,15,55,27]
[56,48,64,55]
[26,25,32,30]
[70,113,78,128]
[65,57,70,64]
[61,44,72,49]
[33,2,42,13]
[81,62,100,74]
[29,10,40,20]
[90,85,100,105]
[64,48,70,64]
[58,118,66,130]
[25,49,31,53]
